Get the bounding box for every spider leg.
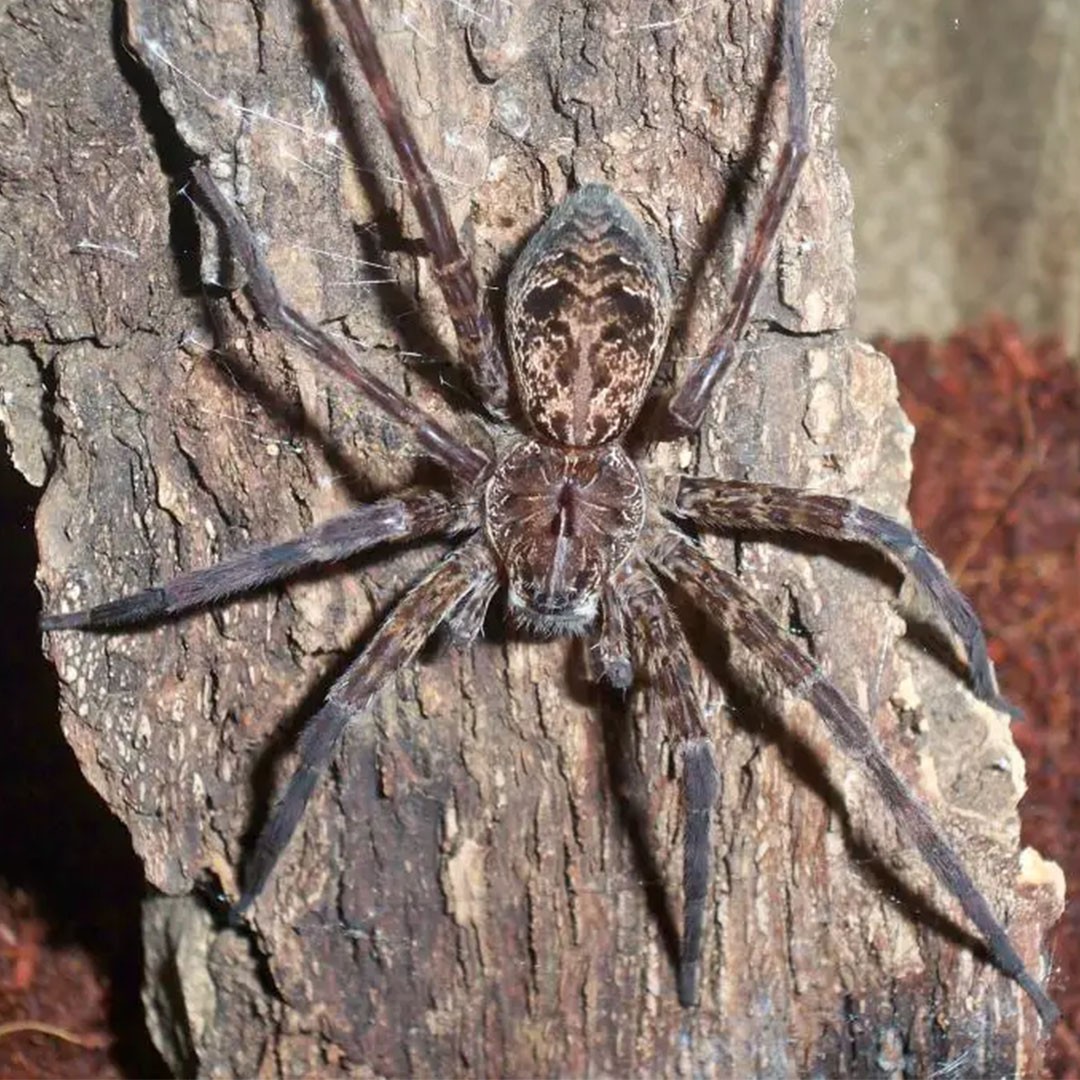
[188,165,489,482]
[590,583,633,690]
[238,537,497,910]
[323,0,511,419]
[622,567,719,1008]
[674,479,1007,710]
[445,565,499,648]
[41,490,468,631]
[650,531,1059,1028]
[658,0,809,437]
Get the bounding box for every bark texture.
[9,0,1063,1075]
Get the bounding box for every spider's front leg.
[621,568,719,1008]
[188,165,490,482]
[673,478,1008,710]
[649,531,1059,1028]
[324,0,511,419]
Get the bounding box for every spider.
[40,0,1057,1028]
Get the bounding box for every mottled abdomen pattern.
[507,184,672,447]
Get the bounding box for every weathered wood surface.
[7,0,1062,1074]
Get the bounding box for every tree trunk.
[13,0,1062,1074]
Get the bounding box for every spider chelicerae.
[41,0,1057,1025]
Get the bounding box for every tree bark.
[11,0,1062,1075]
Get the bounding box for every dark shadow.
[561,636,685,988]
[0,428,166,1077]
[595,680,683,975]
[234,643,347,905]
[634,0,795,455]
[197,290,457,509]
[112,0,200,295]
[556,639,683,979]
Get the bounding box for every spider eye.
[532,589,574,615]
[507,579,600,631]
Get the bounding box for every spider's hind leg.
[237,538,497,910]
[622,567,719,1008]
[650,531,1059,1028]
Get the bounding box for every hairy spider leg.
[660,0,810,437]
[238,539,497,909]
[650,532,1060,1029]
[445,569,500,649]
[676,479,1011,712]
[623,569,718,1008]
[40,491,464,631]
[188,165,490,482]
[325,0,511,419]
[41,493,492,907]
[591,583,634,690]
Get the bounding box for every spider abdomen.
[484,438,645,632]
[506,184,672,447]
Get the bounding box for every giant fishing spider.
[41,0,1057,1025]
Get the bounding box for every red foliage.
[0,890,118,1079]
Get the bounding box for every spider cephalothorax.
[485,439,645,631]
[41,0,1058,1033]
